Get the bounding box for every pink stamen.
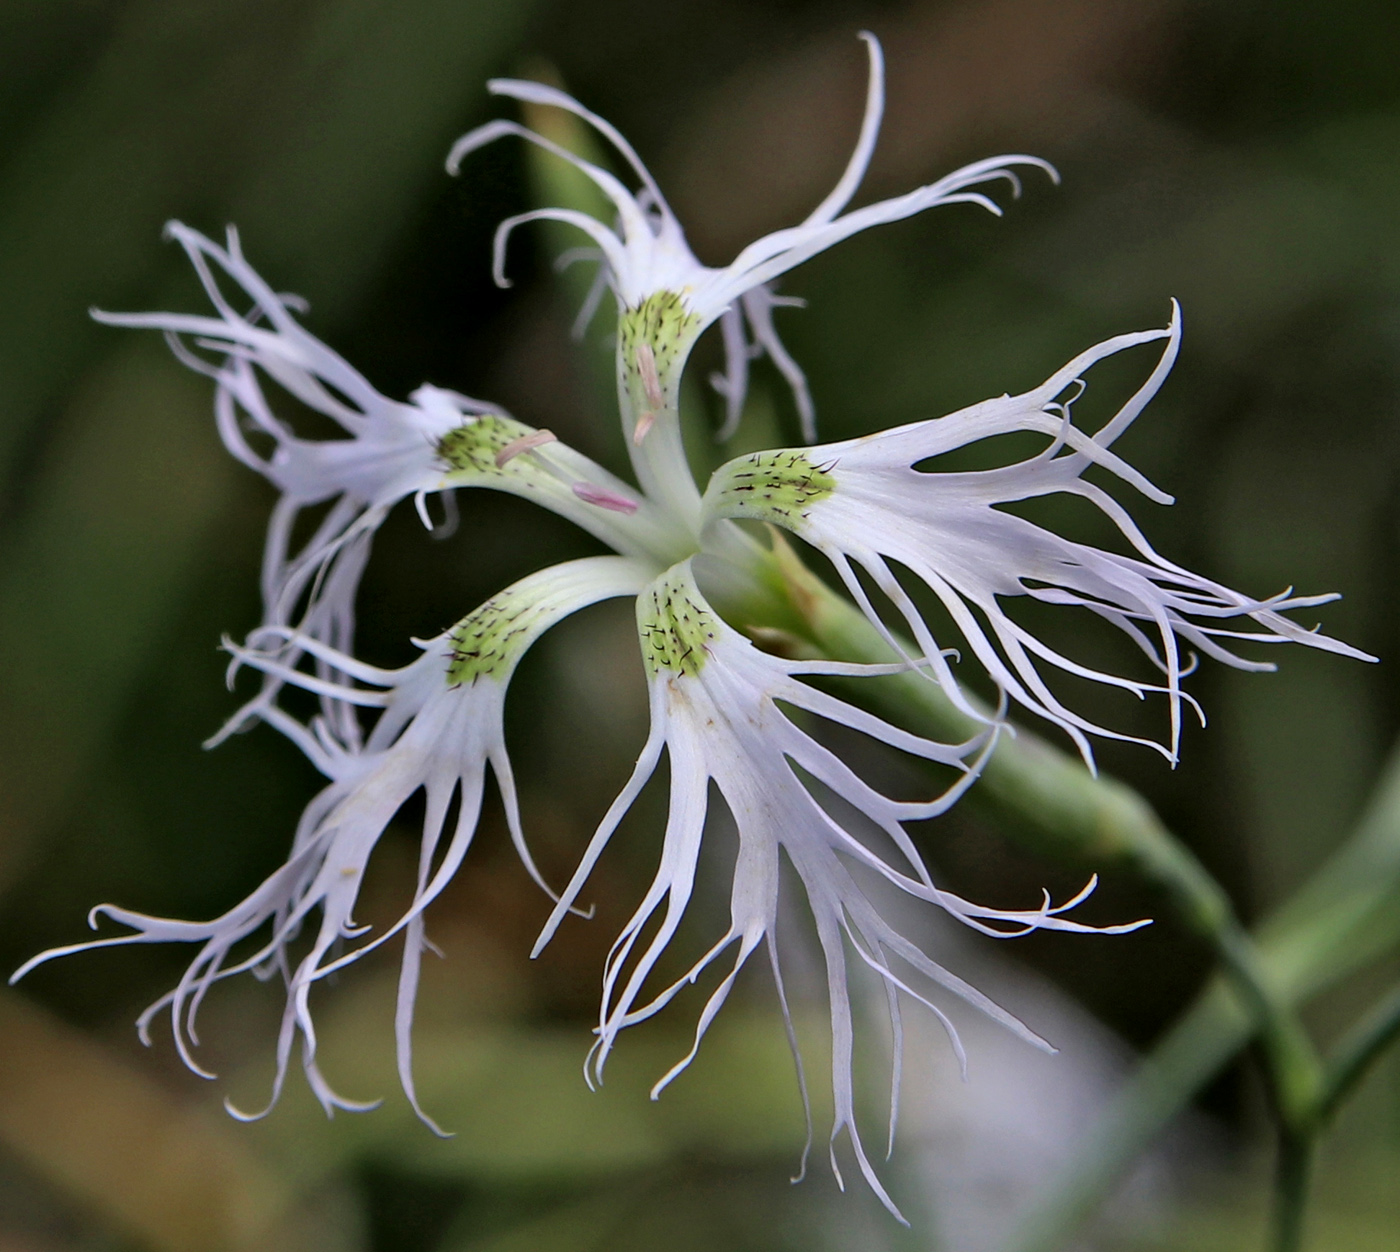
[631,409,657,446]
[631,343,665,445]
[635,342,664,411]
[494,428,557,468]
[572,482,639,514]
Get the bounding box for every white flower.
[704,303,1376,766]
[19,38,1366,1222]
[12,557,650,1127]
[446,32,1055,474]
[533,560,1144,1220]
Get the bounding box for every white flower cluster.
[14,33,1367,1218]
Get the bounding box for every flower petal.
[536,560,1134,1216]
[12,557,651,1124]
[704,307,1375,765]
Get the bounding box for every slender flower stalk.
[13,31,1370,1222]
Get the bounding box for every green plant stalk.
[1271,1130,1315,1252]
[1260,979,1400,1249]
[995,733,1400,1252]
[1261,966,1400,1250]
[1318,980,1400,1123]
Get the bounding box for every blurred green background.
[2,0,1400,1248]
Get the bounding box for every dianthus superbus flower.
[14,31,1370,1222]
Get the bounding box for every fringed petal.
[535,561,1138,1216]
[705,309,1374,766]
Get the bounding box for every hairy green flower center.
[618,291,702,398]
[447,589,553,685]
[637,575,717,678]
[438,414,540,479]
[708,449,836,528]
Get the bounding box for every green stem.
[995,731,1400,1252]
[1213,928,1321,1130]
[1318,980,1400,1124]
[1264,976,1400,1252]
[1271,1130,1315,1252]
